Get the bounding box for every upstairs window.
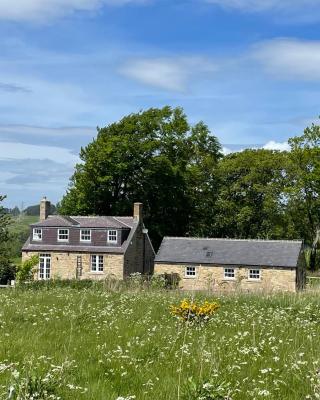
[33,228,42,241]
[107,230,117,244]
[58,229,69,242]
[224,268,235,280]
[185,266,196,278]
[91,255,104,272]
[249,269,261,280]
[80,229,91,242]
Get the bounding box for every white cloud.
[205,0,319,13]
[222,141,290,155]
[0,0,148,22]
[0,124,94,137]
[0,142,79,165]
[119,57,218,92]
[252,39,320,81]
[262,140,290,151]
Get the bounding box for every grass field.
[7,215,38,266]
[0,286,320,400]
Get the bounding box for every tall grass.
[0,286,320,399]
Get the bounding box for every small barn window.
[224,268,235,279]
[249,269,261,280]
[185,266,196,278]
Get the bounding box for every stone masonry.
[154,263,297,292]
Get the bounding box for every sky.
[1,0,320,208]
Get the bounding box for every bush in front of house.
[170,298,220,323]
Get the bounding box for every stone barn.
[154,237,305,292]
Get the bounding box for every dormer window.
[58,229,69,242]
[107,230,117,244]
[33,228,42,241]
[80,229,91,242]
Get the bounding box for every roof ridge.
[113,216,132,228]
[163,236,303,243]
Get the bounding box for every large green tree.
[286,121,320,269]
[0,195,14,284]
[59,107,222,248]
[213,149,294,239]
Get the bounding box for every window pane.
[224,268,235,278]
[81,230,91,241]
[186,266,196,277]
[39,254,51,280]
[98,255,104,271]
[91,255,97,271]
[108,230,117,243]
[249,269,260,279]
[58,229,69,241]
[33,228,42,240]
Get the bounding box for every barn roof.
[155,237,303,268]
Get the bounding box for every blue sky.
[1,0,320,208]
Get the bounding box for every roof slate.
[31,215,134,229]
[155,237,303,268]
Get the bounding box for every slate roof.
[155,237,303,268]
[31,215,134,229]
[22,237,127,254]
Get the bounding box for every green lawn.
[0,287,320,399]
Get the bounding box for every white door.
[39,254,51,280]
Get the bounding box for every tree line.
[57,106,320,269]
[0,106,319,280]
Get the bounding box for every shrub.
[0,256,16,285]
[162,272,181,289]
[16,255,39,283]
[18,279,104,291]
[170,299,220,323]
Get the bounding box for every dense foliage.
[59,107,320,262]
[0,195,15,284]
[59,107,222,248]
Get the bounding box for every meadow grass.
[0,286,320,399]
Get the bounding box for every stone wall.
[154,263,297,292]
[22,251,124,280]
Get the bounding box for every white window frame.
[248,268,261,281]
[107,230,118,244]
[185,266,196,278]
[80,229,91,242]
[33,228,42,241]
[224,268,235,280]
[57,229,69,242]
[91,255,104,273]
[39,253,51,280]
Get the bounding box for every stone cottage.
[154,237,305,292]
[22,198,155,280]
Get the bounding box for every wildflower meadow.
[0,285,320,399]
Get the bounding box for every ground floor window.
[224,268,235,279]
[39,254,51,280]
[249,268,261,280]
[91,255,104,272]
[185,266,196,278]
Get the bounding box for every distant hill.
[24,204,57,216]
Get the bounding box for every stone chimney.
[40,197,51,222]
[133,202,143,222]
